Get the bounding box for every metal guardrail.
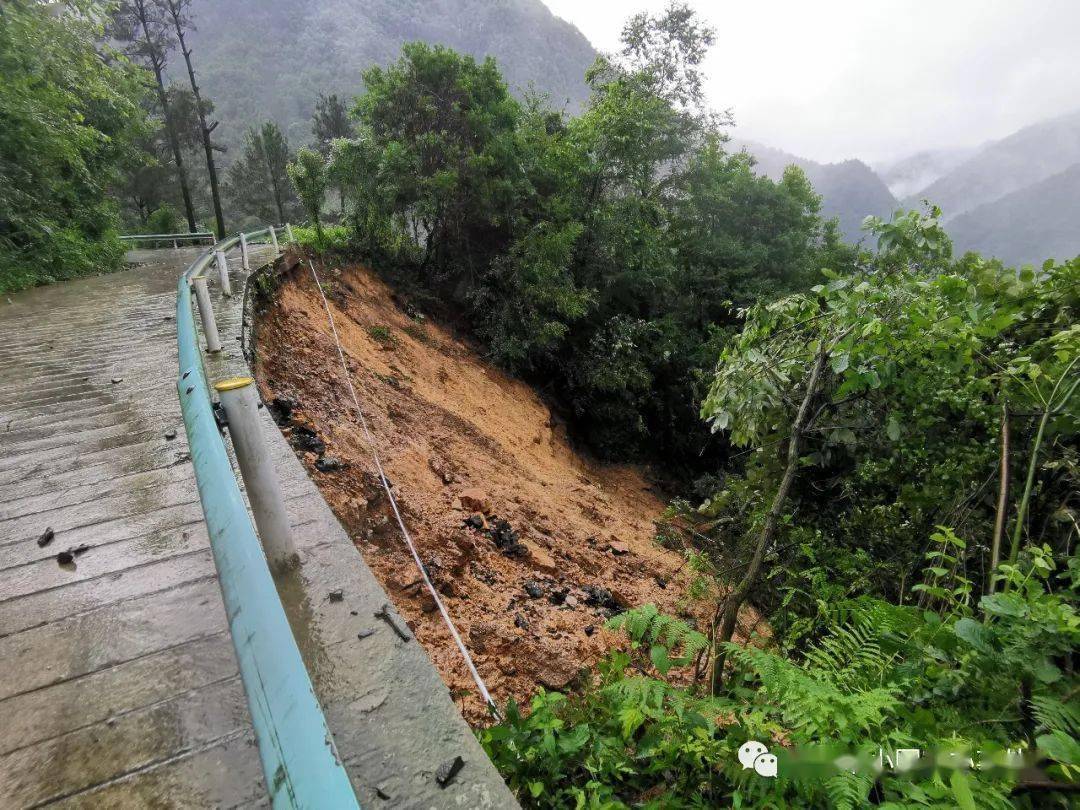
[122,231,217,245]
[175,226,360,809]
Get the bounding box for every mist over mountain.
[875,147,976,200]
[948,162,1080,267]
[185,0,597,154]
[903,108,1080,219]
[730,139,897,243]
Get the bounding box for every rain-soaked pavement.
[0,250,267,806]
[0,247,516,808]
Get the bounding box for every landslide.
[253,255,757,723]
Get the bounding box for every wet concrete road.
[0,247,518,808]
[0,251,267,807]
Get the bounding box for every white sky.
[541,0,1080,165]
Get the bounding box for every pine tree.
[226,122,297,224]
[112,0,197,232]
[312,93,354,155]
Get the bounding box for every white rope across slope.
[306,260,498,715]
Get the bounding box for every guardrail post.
[215,249,232,297]
[269,225,280,254]
[173,239,179,251]
[214,377,298,570]
[240,232,250,270]
[191,275,223,353]
[285,223,294,244]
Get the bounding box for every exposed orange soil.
[254,256,756,722]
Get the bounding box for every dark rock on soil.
[488,517,527,558]
[583,584,620,610]
[269,396,298,426]
[523,580,544,599]
[315,455,344,473]
[291,425,325,454]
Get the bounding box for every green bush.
[0,1,147,294]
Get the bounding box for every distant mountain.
[731,139,897,243]
[948,162,1080,267]
[876,147,976,200]
[905,109,1080,219]
[184,0,597,156]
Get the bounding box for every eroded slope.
[254,257,752,721]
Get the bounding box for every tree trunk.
[165,2,225,238]
[266,157,285,224]
[710,344,829,694]
[988,397,1009,593]
[134,1,196,232]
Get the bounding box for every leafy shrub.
[1,1,147,293]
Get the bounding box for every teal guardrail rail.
[176,228,361,809]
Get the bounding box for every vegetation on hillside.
[0,0,147,294]
[283,3,1079,806]
[1,0,1076,804]
[475,209,1079,808]
[316,16,845,470]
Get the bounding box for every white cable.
[306,261,498,716]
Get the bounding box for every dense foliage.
[0,0,147,293]
[324,14,842,469]
[480,230,1080,807]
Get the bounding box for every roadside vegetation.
[285,3,1078,805]
[0,1,147,294]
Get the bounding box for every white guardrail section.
[174,225,361,809]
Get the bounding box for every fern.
[726,640,901,739]
[1032,692,1080,736]
[824,772,872,810]
[606,605,709,675]
[802,617,895,691]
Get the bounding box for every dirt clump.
[254,261,749,723]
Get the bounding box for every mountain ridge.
[903,107,1080,219]
[184,0,598,155]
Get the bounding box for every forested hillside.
[876,146,976,199]
[0,1,146,293]
[3,3,1078,804]
[184,0,597,153]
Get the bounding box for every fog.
[541,0,1080,164]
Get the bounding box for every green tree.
[226,121,297,225]
[160,0,227,238]
[0,0,148,293]
[287,148,327,242]
[334,9,825,469]
[112,0,198,232]
[312,92,354,154]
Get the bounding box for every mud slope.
[255,259,751,722]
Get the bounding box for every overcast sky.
[541,0,1080,166]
